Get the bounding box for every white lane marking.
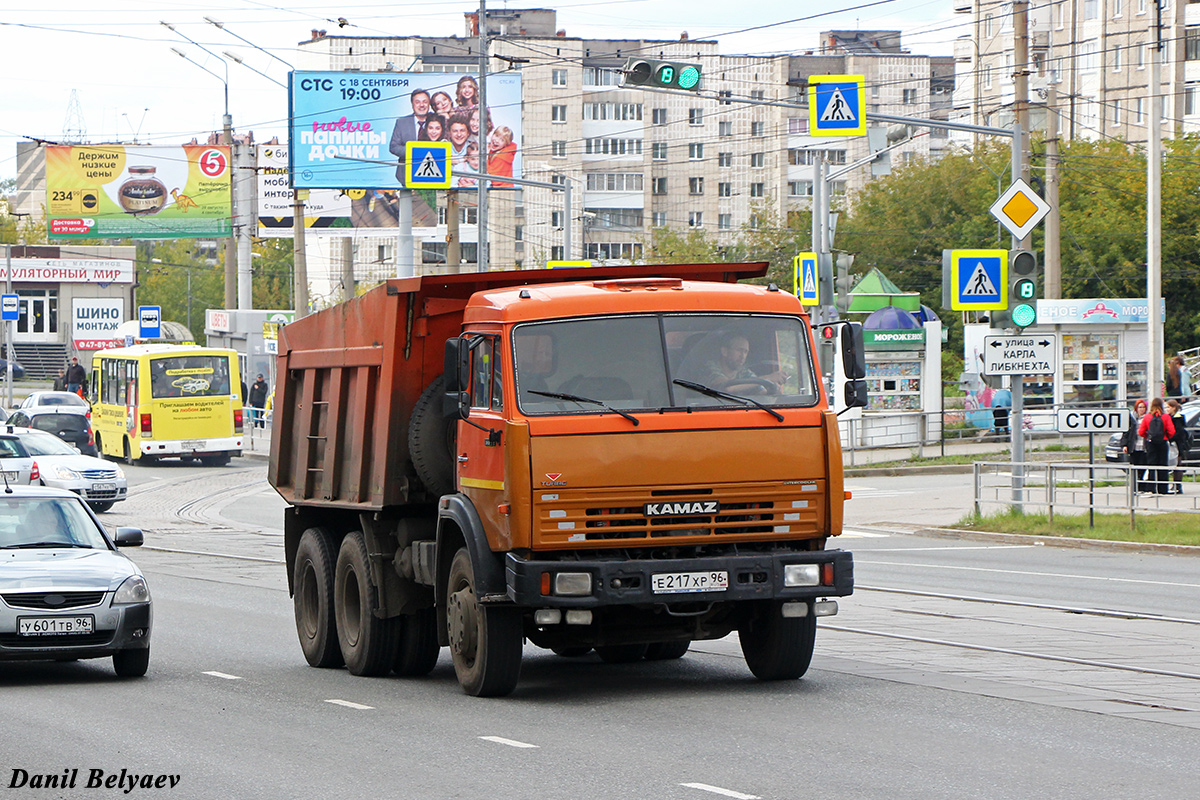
[840,528,889,538]
[479,736,539,749]
[854,559,1200,590]
[202,671,242,680]
[325,699,374,710]
[681,783,761,799]
[853,544,1039,552]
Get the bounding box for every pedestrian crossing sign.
[406,141,452,188]
[793,252,820,306]
[947,249,1008,310]
[808,75,866,137]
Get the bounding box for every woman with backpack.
[1138,398,1176,495]
[1120,399,1149,492]
[1166,398,1190,494]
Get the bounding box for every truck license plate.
[651,571,729,594]
[18,616,95,636]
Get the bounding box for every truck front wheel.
[738,602,817,680]
[335,531,401,676]
[293,528,343,668]
[446,548,522,696]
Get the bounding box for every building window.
[689,177,704,195]
[984,15,993,37]
[584,173,644,192]
[1187,28,1200,61]
[789,148,846,166]
[1135,97,1146,124]
[689,108,704,126]
[652,142,667,161]
[585,242,643,261]
[583,67,622,86]
[551,245,564,261]
[788,117,808,134]
[688,211,703,227]
[587,208,644,229]
[750,90,765,101]
[551,211,563,228]
[1139,43,1147,69]
[551,174,567,187]
[1083,0,1099,20]
[552,104,567,123]
[584,138,643,156]
[718,213,732,230]
[984,64,993,88]
[653,177,667,195]
[788,180,813,197]
[831,180,846,196]
[719,90,732,105]
[552,69,568,87]
[689,143,704,160]
[652,211,667,226]
[1112,46,1122,72]
[552,140,567,158]
[583,102,643,121]
[1187,85,1200,116]
[1113,0,1123,17]
[719,120,733,137]
[750,121,764,137]
[903,88,918,104]
[652,108,667,125]
[718,152,733,167]
[718,182,732,197]
[1112,99,1122,125]
[750,183,764,198]
[750,152,765,168]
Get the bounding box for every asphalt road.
[2,462,1198,800]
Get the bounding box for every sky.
[1,0,964,184]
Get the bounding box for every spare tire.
[408,376,457,497]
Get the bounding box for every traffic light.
[620,57,703,91]
[1008,249,1038,329]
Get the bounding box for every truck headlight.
[554,572,592,596]
[784,564,821,587]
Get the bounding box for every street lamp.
[223,52,287,89]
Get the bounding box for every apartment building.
[297,9,950,276]
[951,0,1197,146]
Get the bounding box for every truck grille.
[534,484,822,547]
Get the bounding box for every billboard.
[289,72,522,189]
[257,144,402,236]
[46,145,233,240]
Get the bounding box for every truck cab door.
[456,334,509,544]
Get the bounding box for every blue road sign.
[793,253,820,307]
[1,294,18,322]
[949,249,1008,311]
[139,305,162,339]
[406,141,452,188]
[808,75,866,137]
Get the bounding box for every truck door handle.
[457,454,469,463]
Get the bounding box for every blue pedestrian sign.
[139,305,162,339]
[808,75,866,137]
[793,253,820,307]
[0,294,18,322]
[406,141,452,188]
[947,249,1008,311]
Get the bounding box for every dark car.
[0,359,25,380]
[1106,401,1200,464]
[5,409,98,458]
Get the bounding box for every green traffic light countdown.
[1013,278,1036,301]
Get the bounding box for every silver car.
[0,431,38,486]
[15,428,127,513]
[0,487,151,676]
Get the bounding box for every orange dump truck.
[269,262,866,696]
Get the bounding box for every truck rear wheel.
[393,607,441,676]
[739,602,817,680]
[335,531,401,676]
[446,548,522,696]
[293,528,343,668]
[644,640,691,660]
[408,377,456,496]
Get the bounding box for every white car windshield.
[0,497,108,549]
[19,432,79,456]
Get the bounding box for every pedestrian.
[991,386,1012,438]
[1164,355,1191,399]
[1138,398,1176,495]
[53,369,66,392]
[1120,399,1149,492]
[64,356,87,396]
[248,374,269,428]
[1166,398,1191,494]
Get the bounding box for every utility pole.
[292,190,309,319]
[1044,81,1061,299]
[1148,0,1164,397]
[447,190,461,270]
[341,238,355,302]
[476,0,490,272]
[1009,0,1032,508]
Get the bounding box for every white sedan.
[16,428,128,513]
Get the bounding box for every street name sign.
[982,333,1057,375]
[990,178,1051,240]
[1056,407,1130,434]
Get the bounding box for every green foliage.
[643,225,721,265]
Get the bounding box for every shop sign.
[1,258,134,285]
[207,309,232,332]
[864,329,925,350]
[72,298,125,348]
[1036,298,1165,325]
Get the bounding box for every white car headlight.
[114,466,126,480]
[113,575,151,605]
[52,465,83,481]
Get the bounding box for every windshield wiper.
[672,380,785,422]
[528,390,640,426]
[3,542,93,549]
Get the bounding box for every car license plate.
[0,471,15,481]
[651,571,729,594]
[18,615,95,636]
[92,483,116,492]
[182,440,205,451]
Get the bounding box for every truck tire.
[739,602,817,680]
[393,607,441,676]
[644,640,690,660]
[408,377,456,497]
[596,643,649,663]
[335,531,401,676]
[446,547,522,696]
[293,528,343,668]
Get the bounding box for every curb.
[890,523,1200,557]
[845,464,973,477]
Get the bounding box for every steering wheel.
[726,378,779,395]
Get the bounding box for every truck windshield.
[513,314,819,416]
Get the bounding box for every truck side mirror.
[443,338,471,418]
[840,322,866,380]
[844,379,868,409]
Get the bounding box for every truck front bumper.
[505,549,853,608]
